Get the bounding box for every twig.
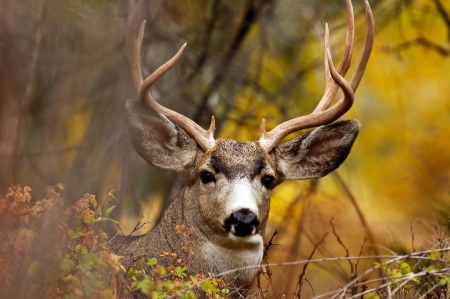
[417,283,440,299]
[192,0,272,124]
[339,267,450,299]
[257,230,279,298]
[332,172,380,259]
[355,237,367,278]
[381,36,450,57]
[166,247,450,299]
[263,230,279,258]
[411,221,416,252]
[293,232,328,299]
[328,249,450,299]
[330,218,355,279]
[432,0,450,41]
[101,188,115,210]
[186,0,221,83]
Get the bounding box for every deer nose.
[224,208,260,237]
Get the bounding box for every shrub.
[0,185,229,299]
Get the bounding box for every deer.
[113,0,374,296]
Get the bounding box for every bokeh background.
[1,0,449,296]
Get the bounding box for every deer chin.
[228,232,263,245]
[207,229,262,250]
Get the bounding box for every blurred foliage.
[1,0,450,296]
[0,185,233,298]
[0,184,122,298]
[1,185,448,298]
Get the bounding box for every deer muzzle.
[224,208,260,237]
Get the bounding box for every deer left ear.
[271,119,360,180]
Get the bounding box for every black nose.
[224,208,260,237]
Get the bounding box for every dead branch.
[293,232,329,299]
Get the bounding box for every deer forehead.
[204,139,274,179]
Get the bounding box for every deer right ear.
[126,100,200,175]
[271,120,360,180]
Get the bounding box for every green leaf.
[136,279,153,295]
[152,291,168,299]
[174,266,187,279]
[86,253,99,266]
[202,280,219,293]
[430,248,441,259]
[400,262,411,275]
[60,256,75,271]
[439,276,450,286]
[424,266,434,272]
[87,216,96,225]
[104,205,115,217]
[363,292,380,299]
[169,281,176,290]
[158,266,167,276]
[184,290,197,299]
[68,229,80,239]
[147,257,157,267]
[74,244,82,252]
[107,190,116,200]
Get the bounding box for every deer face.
[195,140,274,245]
[126,100,360,248]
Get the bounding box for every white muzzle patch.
[225,179,259,218]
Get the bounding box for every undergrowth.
[0,185,228,299]
[0,185,449,298]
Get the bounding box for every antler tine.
[314,0,354,113]
[318,0,373,110]
[126,0,216,151]
[259,0,374,152]
[126,0,144,93]
[348,0,374,92]
[259,49,354,151]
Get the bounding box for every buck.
[114,0,374,295]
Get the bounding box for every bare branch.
[381,36,450,57]
[330,217,356,281]
[293,232,329,299]
[432,0,450,41]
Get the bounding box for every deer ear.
[271,120,360,180]
[126,100,200,175]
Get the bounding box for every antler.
[126,0,216,151]
[259,0,374,152]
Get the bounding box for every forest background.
[1,0,449,296]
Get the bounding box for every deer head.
[123,0,374,285]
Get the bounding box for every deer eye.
[200,171,215,184]
[261,176,274,189]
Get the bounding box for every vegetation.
[1,185,448,298]
[0,185,232,298]
[0,185,122,298]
